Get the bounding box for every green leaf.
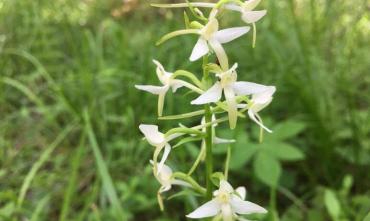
[269,120,306,140]
[253,152,281,187]
[0,202,15,218]
[364,211,370,221]
[84,111,125,220]
[264,142,305,161]
[229,133,258,170]
[324,189,341,220]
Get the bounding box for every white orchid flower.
[224,0,266,24]
[190,10,250,70]
[139,124,181,174]
[135,60,203,116]
[150,160,191,211]
[191,63,271,129]
[150,160,190,193]
[247,86,275,133]
[186,180,267,220]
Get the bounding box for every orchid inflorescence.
[136,0,275,220]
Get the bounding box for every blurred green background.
[0,0,369,220]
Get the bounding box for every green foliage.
[254,151,282,187]
[230,120,306,187]
[324,189,341,220]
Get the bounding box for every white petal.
[152,59,166,78]
[209,39,229,70]
[237,104,248,109]
[221,204,234,221]
[224,3,243,11]
[139,124,166,145]
[170,79,186,92]
[214,137,236,144]
[247,109,272,133]
[186,199,221,218]
[219,180,234,193]
[244,0,262,11]
[242,10,267,24]
[135,85,168,95]
[214,27,250,44]
[232,81,269,95]
[190,38,209,61]
[159,184,172,193]
[157,144,171,175]
[153,60,172,85]
[157,91,166,117]
[252,86,276,104]
[191,82,222,105]
[230,196,267,214]
[224,86,238,129]
[235,187,247,200]
[159,163,173,177]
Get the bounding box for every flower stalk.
[204,104,214,200]
[136,1,275,219]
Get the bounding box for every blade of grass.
[83,110,125,220]
[76,180,100,221]
[30,194,50,221]
[59,135,86,221]
[17,123,76,209]
[1,77,44,107]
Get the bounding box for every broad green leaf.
[341,175,353,195]
[269,120,306,140]
[264,142,305,161]
[0,202,15,218]
[364,212,370,221]
[324,189,341,220]
[229,132,258,170]
[253,152,281,187]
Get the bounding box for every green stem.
[204,104,214,200]
[172,172,206,195]
[202,55,214,200]
[269,187,279,221]
[224,145,231,180]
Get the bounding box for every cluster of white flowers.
[136,0,275,220]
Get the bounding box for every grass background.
[0,0,369,220]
